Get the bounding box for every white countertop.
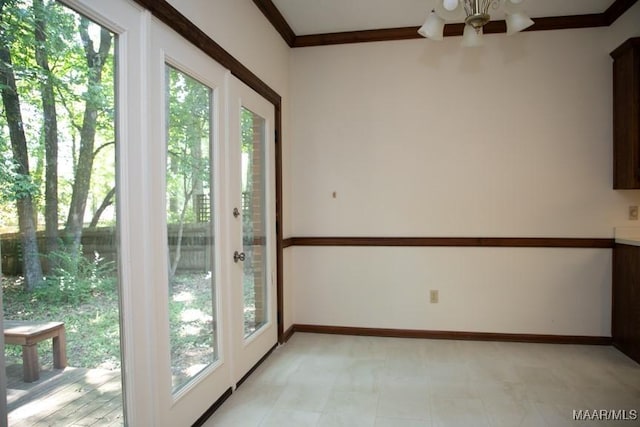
[615,227,640,246]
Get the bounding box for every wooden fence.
[1,224,212,276]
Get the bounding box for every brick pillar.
[250,117,266,327]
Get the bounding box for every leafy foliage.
[1,0,122,369]
[3,270,224,372]
[2,267,121,369]
[1,0,240,378]
[0,0,116,232]
[166,65,210,225]
[38,246,115,305]
[0,157,39,201]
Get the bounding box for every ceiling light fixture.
[418,0,534,47]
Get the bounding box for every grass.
[168,272,218,389]
[2,254,262,380]
[2,274,122,370]
[3,270,224,380]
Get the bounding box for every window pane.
[1,1,123,424]
[165,65,217,392]
[241,107,268,338]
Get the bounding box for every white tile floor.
[204,333,640,427]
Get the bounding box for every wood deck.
[6,363,124,426]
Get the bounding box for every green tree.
[166,66,210,281]
[33,0,59,260]
[0,0,43,290]
[0,0,115,290]
[64,17,112,254]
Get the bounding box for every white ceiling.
[271,0,616,36]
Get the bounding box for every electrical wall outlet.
[630,205,638,221]
[430,290,439,304]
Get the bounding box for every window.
[165,65,218,392]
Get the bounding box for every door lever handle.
[233,251,245,263]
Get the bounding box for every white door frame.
[228,76,278,385]
[1,0,153,421]
[1,240,7,427]
[1,1,283,425]
[149,17,235,426]
[58,0,157,425]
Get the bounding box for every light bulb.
[504,0,526,14]
[443,0,459,11]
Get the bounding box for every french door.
[228,77,277,384]
[150,20,277,426]
[150,18,231,426]
[0,2,277,425]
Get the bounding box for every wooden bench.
[3,320,67,382]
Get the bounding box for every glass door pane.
[165,65,217,393]
[229,77,276,384]
[1,1,123,424]
[151,20,231,425]
[241,108,268,339]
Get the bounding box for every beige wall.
[162,1,640,336]
[288,4,640,335]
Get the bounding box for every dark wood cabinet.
[611,38,640,189]
[612,243,640,364]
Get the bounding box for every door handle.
[233,207,240,218]
[233,251,245,263]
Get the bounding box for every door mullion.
[1,272,7,427]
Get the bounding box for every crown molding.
[252,0,296,47]
[254,0,638,48]
[604,0,640,24]
[133,0,281,104]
